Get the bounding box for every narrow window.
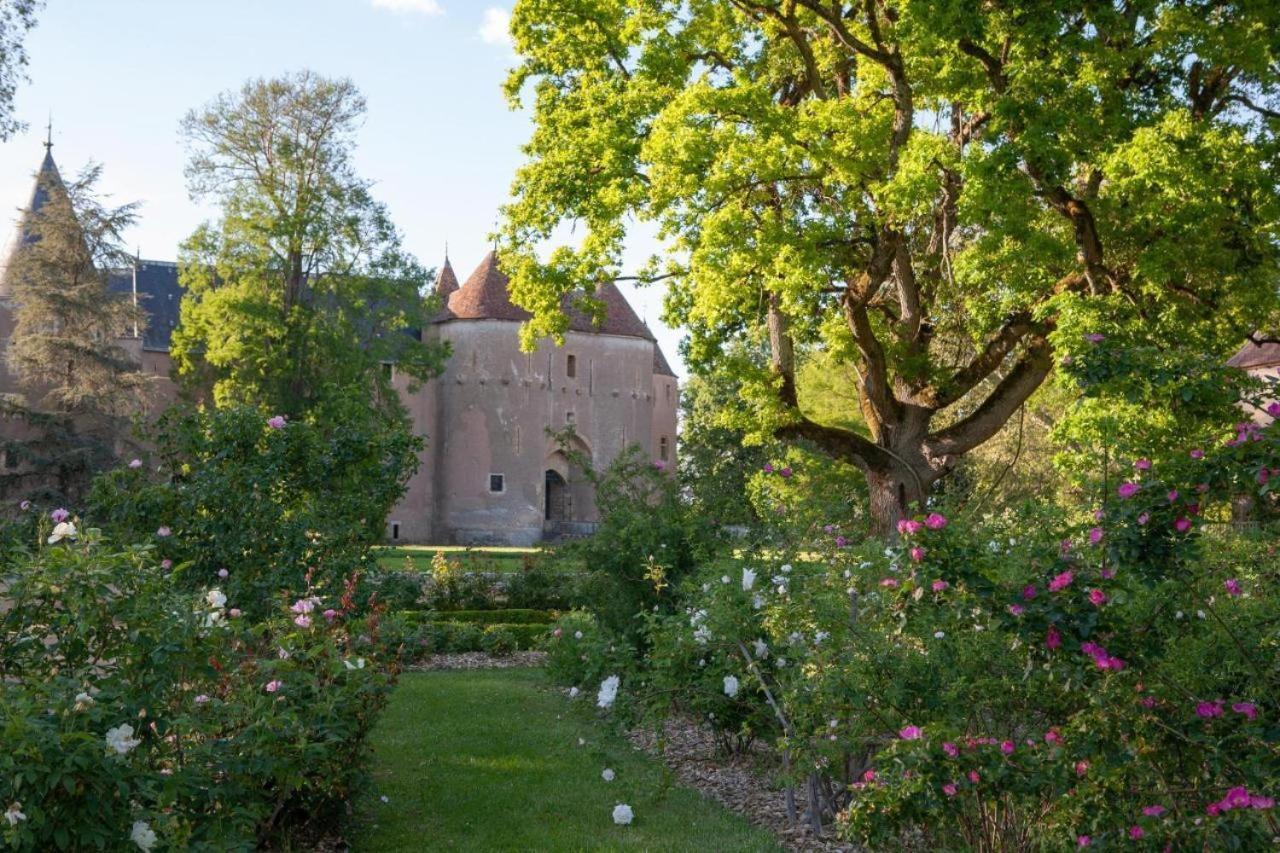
[514,425,522,455]
[567,354,577,378]
[665,382,671,401]
[391,522,400,541]
[489,473,505,493]
[566,411,575,425]
[659,436,669,462]
[381,362,394,380]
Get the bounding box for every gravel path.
[628,715,857,853]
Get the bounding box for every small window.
[665,383,671,401]
[565,411,575,424]
[489,473,505,493]
[390,522,400,541]
[381,362,394,380]
[567,354,577,378]
[659,436,669,462]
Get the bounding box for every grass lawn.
[375,545,538,574]
[354,668,782,852]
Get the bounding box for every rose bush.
[0,518,396,850]
[572,409,1278,849]
[86,404,420,620]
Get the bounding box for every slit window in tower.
[489,473,505,493]
[660,436,669,462]
[567,354,577,378]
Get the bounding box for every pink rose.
[924,512,948,530]
[931,579,949,592]
[899,725,922,740]
[265,680,283,693]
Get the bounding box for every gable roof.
[1227,339,1280,370]
[436,251,655,341]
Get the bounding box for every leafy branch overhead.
[497,0,1280,531]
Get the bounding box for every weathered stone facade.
[1,146,679,545]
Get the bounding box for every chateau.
[1,145,679,545]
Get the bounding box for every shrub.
[86,406,420,619]
[480,625,518,656]
[559,444,727,641]
[0,523,396,850]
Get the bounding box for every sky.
[0,0,685,376]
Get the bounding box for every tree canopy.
[172,70,449,424]
[0,0,41,141]
[497,0,1280,532]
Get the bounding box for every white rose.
[597,675,620,709]
[741,568,756,591]
[612,803,634,825]
[105,724,141,755]
[602,768,615,782]
[4,803,26,826]
[206,589,227,610]
[47,521,77,544]
[130,820,157,851]
[723,675,739,698]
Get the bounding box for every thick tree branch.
[921,313,1040,409]
[925,335,1054,459]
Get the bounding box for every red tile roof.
[653,342,677,377]
[436,251,656,341]
[1227,339,1280,370]
[435,258,459,298]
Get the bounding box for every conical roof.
[653,342,677,377]
[438,251,655,340]
[1,145,69,296]
[435,257,459,297]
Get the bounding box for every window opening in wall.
[514,425,522,455]
[659,435,669,461]
[489,473,505,493]
[380,361,394,380]
[390,522,400,541]
[566,411,575,425]
[665,382,671,401]
[567,354,577,378]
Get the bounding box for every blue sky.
[0,0,684,376]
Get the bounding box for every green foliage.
[0,1,40,141]
[87,405,420,619]
[0,525,396,851]
[171,70,448,428]
[499,0,1280,530]
[560,444,727,641]
[1,162,148,506]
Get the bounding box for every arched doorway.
[544,469,568,527]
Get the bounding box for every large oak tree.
[497,0,1280,533]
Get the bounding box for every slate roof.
[1227,339,1280,370]
[105,260,183,352]
[436,251,656,341]
[1,147,69,296]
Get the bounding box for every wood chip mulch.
[404,650,547,671]
[628,715,858,853]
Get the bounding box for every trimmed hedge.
[393,608,556,626]
[432,608,557,625]
[387,619,550,656]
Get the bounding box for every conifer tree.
[2,159,147,502]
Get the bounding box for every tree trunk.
[864,459,932,538]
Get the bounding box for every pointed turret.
[435,256,460,297]
[1,143,71,297]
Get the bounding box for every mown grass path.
[354,668,781,852]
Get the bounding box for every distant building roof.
[653,342,677,377]
[436,251,656,341]
[1,145,70,297]
[105,260,183,352]
[1227,338,1280,370]
[435,257,459,298]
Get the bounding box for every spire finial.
[444,239,449,261]
[44,113,52,150]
